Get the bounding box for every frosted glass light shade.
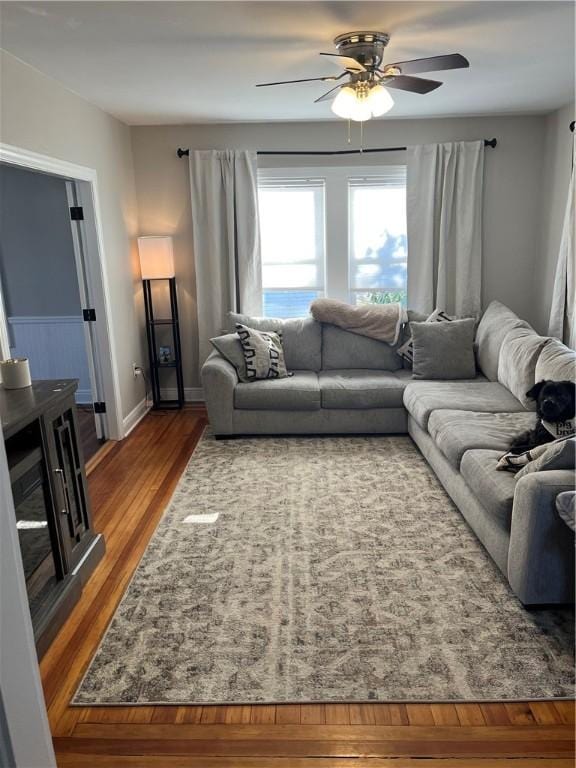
[366,85,394,117]
[331,83,394,122]
[349,98,372,122]
[138,236,175,279]
[331,87,357,119]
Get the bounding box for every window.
[258,167,406,317]
[258,179,325,319]
[349,174,407,306]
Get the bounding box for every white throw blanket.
[310,299,407,345]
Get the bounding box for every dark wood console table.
[1,380,105,658]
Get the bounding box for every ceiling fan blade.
[319,53,366,73]
[382,53,469,76]
[380,75,442,94]
[314,83,347,103]
[256,75,338,87]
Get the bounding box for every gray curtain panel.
[548,139,575,349]
[406,141,484,317]
[189,150,262,366]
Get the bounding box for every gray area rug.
[74,433,574,704]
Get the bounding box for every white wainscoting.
[8,316,92,403]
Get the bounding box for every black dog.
[509,379,575,454]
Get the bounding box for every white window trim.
[258,165,406,305]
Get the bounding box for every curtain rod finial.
[485,138,497,148]
[177,148,190,158]
[570,121,575,133]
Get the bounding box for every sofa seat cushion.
[460,449,516,527]
[404,379,524,430]
[234,371,320,411]
[319,369,411,409]
[427,410,537,468]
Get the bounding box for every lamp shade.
[137,236,175,279]
[366,85,394,117]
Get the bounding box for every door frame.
[0,142,123,439]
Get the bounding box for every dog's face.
[526,380,576,423]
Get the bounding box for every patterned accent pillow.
[396,308,452,365]
[235,323,290,381]
[496,436,575,476]
[209,333,249,382]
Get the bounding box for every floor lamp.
[138,236,184,409]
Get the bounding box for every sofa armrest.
[200,350,237,435]
[508,470,575,605]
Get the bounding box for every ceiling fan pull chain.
[347,119,351,144]
[360,120,364,153]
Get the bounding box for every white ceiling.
[0,1,574,125]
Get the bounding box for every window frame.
[257,176,326,297]
[347,169,408,304]
[257,165,407,312]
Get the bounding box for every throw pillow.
[497,328,550,409]
[497,437,572,472]
[410,318,476,380]
[235,323,290,381]
[209,333,249,382]
[515,437,575,479]
[228,313,322,372]
[396,308,452,365]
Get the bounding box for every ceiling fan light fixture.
[331,86,357,119]
[348,96,372,122]
[366,84,394,117]
[331,83,394,122]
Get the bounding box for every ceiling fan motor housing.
[333,31,390,71]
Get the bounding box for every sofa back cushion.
[321,324,402,371]
[497,327,550,409]
[535,338,576,383]
[228,313,321,371]
[475,300,533,381]
[411,318,476,380]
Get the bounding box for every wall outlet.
[133,363,143,378]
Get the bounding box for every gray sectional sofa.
[202,301,575,606]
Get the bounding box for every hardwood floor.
[41,408,575,767]
[77,405,106,463]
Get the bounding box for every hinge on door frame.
[82,308,96,322]
[70,206,84,221]
[93,402,106,414]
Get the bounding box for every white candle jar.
[1,358,32,389]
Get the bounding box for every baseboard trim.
[122,397,151,438]
[160,387,204,403]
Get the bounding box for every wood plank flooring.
[40,408,575,767]
[76,405,106,462]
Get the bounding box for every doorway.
[0,163,107,460]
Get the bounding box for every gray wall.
[0,163,81,317]
[1,50,145,425]
[532,101,575,334]
[132,114,547,387]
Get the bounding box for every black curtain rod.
[176,138,497,158]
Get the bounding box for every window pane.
[349,184,407,299]
[263,290,321,318]
[354,289,407,306]
[258,184,324,292]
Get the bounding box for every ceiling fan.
[256,31,469,122]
